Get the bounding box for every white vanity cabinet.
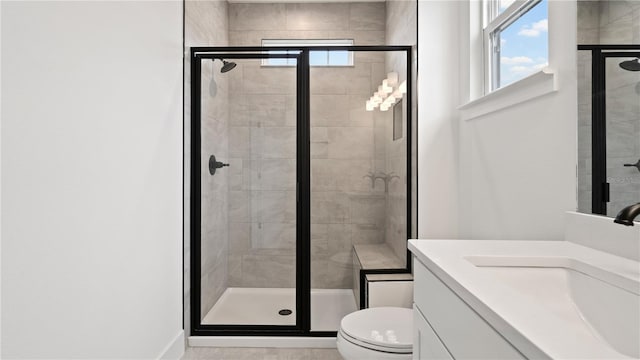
[409,233,640,360]
[412,258,525,360]
[413,306,453,360]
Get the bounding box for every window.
[261,39,354,67]
[483,0,548,91]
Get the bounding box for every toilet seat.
[339,307,412,354]
[339,328,411,354]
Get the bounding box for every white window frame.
[261,39,354,67]
[483,0,543,93]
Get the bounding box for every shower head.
[619,58,640,72]
[219,59,237,73]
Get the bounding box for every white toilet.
[337,307,413,360]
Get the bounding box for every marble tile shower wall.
[200,60,230,315]
[226,2,388,289]
[226,58,298,288]
[383,0,417,265]
[577,0,640,215]
[228,3,386,47]
[184,0,230,328]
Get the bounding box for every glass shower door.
[605,54,640,215]
[193,51,301,330]
[308,48,412,331]
[191,46,414,336]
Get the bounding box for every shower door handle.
[209,155,229,176]
[624,159,640,172]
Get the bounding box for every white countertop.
[408,239,640,360]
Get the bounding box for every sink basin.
[466,256,640,358]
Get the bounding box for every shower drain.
[278,309,292,316]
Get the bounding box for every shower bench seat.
[352,244,413,309]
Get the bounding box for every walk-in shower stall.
[190,45,415,337]
[577,45,640,216]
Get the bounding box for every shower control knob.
[209,155,229,176]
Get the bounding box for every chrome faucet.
[613,202,640,226]
[363,171,400,193]
[363,172,377,189]
[375,172,400,193]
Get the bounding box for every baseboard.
[159,330,185,360]
[188,336,337,348]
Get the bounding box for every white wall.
[1,1,184,358]
[417,0,577,241]
[457,0,578,240]
[417,0,461,239]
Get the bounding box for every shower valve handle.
[209,155,229,176]
[623,159,640,172]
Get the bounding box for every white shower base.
[202,287,357,331]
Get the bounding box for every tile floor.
[182,347,343,360]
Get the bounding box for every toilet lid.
[340,307,413,351]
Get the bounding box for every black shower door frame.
[577,45,640,215]
[190,46,413,337]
